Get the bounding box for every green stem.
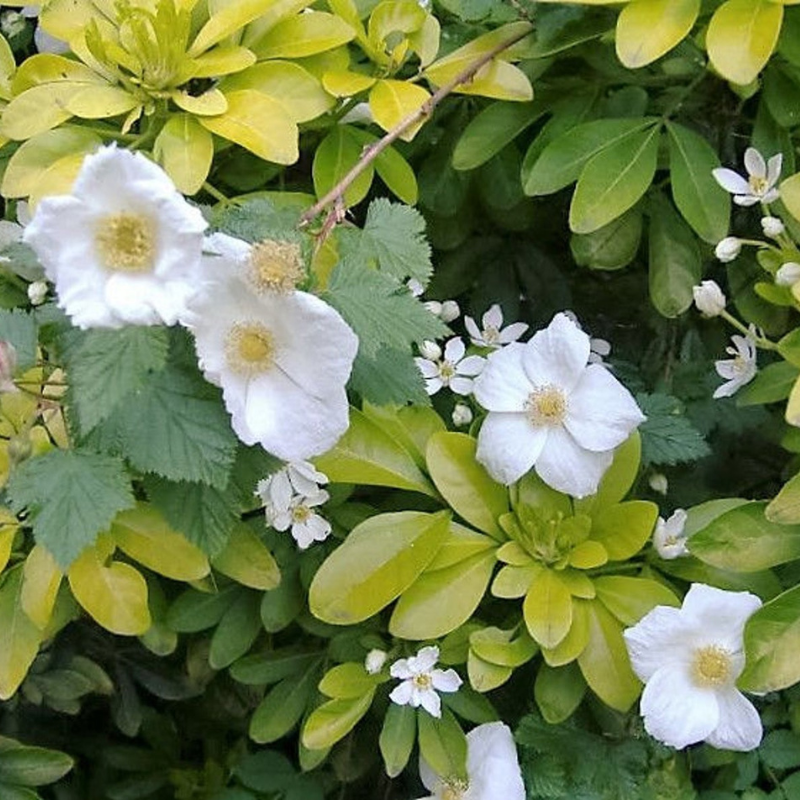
[202,182,230,204]
[719,309,777,350]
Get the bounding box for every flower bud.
[27,280,47,306]
[692,280,727,317]
[406,278,424,297]
[0,340,17,393]
[424,300,443,317]
[761,216,785,238]
[714,236,742,263]
[418,340,441,361]
[452,402,473,427]
[364,649,387,674]
[648,473,668,496]
[776,262,800,287]
[439,300,461,323]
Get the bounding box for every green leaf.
[524,570,573,649]
[569,123,660,234]
[616,0,699,67]
[469,625,538,667]
[250,663,319,744]
[0,568,42,701]
[166,585,238,633]
[231,649,321,686]
[209,590,262,670]
[302,691,375,750]
[0,310,37,372]
[594,576,679,626]
[758,729,800,770]
[380,703,416,778]
[318,662,381,699]
[570,207,642,271]
[312,126,374,209]
[211,523,280,590]
[309,510,451,624]
[234,750,296,793]
[251,11,355,59]
[667,122,730,244]
[7,449,134,569]
[534,661,586,724]
[0,741,73,786]
[636,392,711,466]
[767,472,800,524]
[62,326,169,433]
[349,344,431,406]
[589,501,658,561]
[153,113,213,195]
[417,707,468,782]
[737,361,799,406]
[689,501,800,572]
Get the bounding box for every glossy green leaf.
[570,207,642,271]
[312,125,374,209]
[361,402,445,469]
[534,661,586,724]
[469,625,538,667]
[302,691,374,750]
[594,576,679,626]
[766,472,800,524]
[380,703,416,778]
[467,648,513,692]
[318,662,381,699]
[249,663,318,743]
[417,707,468,782]
[252,11,355,59]
[209,590,262,670]
[541,598,590,667]
[211,523,280,590]
[589,500,658,562]
[153,113,213,195]
[0,741,73,786]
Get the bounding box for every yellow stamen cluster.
[692,645,731,687]
[291,504,311,524]
[441,778,469,800]
[225,322,275,376]
[413,673,433,690]
[525,384,568,427]
[248,239,305,294]
[95,212,155,273]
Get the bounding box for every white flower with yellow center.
[23,145,207,329]
[184,248,358,462]
[712,147,782,207]
[268,489,332,550]
[653,509,689,560]
[623,584,763,751]
[713,332,757,399]
[389,646,462,718]
[465,304,528,350]
[417,722,525,800]
[415,338,485,396]
[473,312,645,497]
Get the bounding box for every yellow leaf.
[68,545,151,636]
[616,0,700,68]
[189,0,284,56]
[0,567,42,700]
[251,11,355,59]
[780,172,800,222]
[0,507,18,574]
[425,20,531,70]
[211,523,281,590]
[171,87,229,116]
[0,34,15,99]
[0,84,81,140]
[241,0,317,48]
[369,79,430,141]
[11,53,105,94]
[188,46,256,78]
[64,84,139,119]
[153,113,213,195]
[322,69,377,97]
[28,151,89,206]
[38,0,97,44]
[426,58,532,101]
[21,544,62,630]
[523,569,573,649]
[409,14,440,68]
[706,0,783,85]
[200,89,299,164]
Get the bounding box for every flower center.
[413,673,432,690]
[291,504,311,524]
[483,325,500,345]
[225,322,275,375]
[749,175,769,196]
[525,385,568,427]
[439,361,456,382]
[248,240,304,294]
[95,212,155,272]
[692,645,732,687]
[441,779,469,800]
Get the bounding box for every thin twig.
[298,23,533,229]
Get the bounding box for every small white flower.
[588,336,611,365]
[256,461,329,511]
[624,584,763,751]
[365,649,388,675]
[418,340,442,361]
[452,402,473,428]
[714,332,757,399]
[464,304,528,350]
[776,262,800,287]
[714,237,742,263]
[439,300,460,323]
[417,722,525,800]
[268,489,332,550]
[23,145,208,329]
[473,313,645,497]
[692,280,727,317]
[338,101,374,125]
[648,473,669,496]
[713,147,782,206]
[389,646,462,718]
[27,280,48,306]
[653,509,689,560]
[415,338,485,396]
[424,300,443,317]
[761,216,785,238]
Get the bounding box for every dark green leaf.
[636,393,711,467]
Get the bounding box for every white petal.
[305,513,332,543]
[534,426,613,498]
[744,147,766,179]
[712,377,742,399]
[466,723,526,800]
[498,322,529,344]
[475,412,547,486]
[431,668,462,693]
[767,152,783,186]
[484,304,503,329]
[269,471,293,510]
[415,357,440,378]
[733,194,760,207]
[450,376,475,395]
[444,337,466,363]
[465,315,482,342]
[414,646,440,673]
[389,680,414,706]
[473,343,531,412]
[712,168,751,195]
[565,364,645,451]
[623,605,689,681]
[419,687,442,718]
[291,521,316,549]
[425,377,444,395]
[705,689,762,751]
[203,231,251,262]
[390,658,414,680]
[640,667,719,749]
[522,312,590,393]
[680,584,761,653]
[457,355,486,378]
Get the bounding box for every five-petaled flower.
[389,646,462,718]
[472,313,645,497]
[464,304,528,350]
[712,147,782,207]
[415,338,485,396]
[624,583,763,751]
[713,332,757,399]
[653,509,689,560]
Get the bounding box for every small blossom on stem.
[693,280,726,317]
[776,262,800,288]
[415,338,485,396]
[714,332,757,399]
[714,237,742,263]
[761,216,785,238]
[465,304,528,350]
[452,402,473,428]
[712,147,782,206]
[389,646,462,718]
[648,473,669,496]
[365,649,388,675]
[27,280,47,306]
[653,509,689,560]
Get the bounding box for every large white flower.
[472,312,645,497]
[713,332,757,399]
[23,145,207,329]
[184,243,358,462]
[389,646,462,718]
[623,584,763,752]
[417,722,525,800]
[712,147,782,207]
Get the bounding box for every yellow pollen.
[248,240,304,294]
[441,778,469,800]
[95,212,155,272]
[749,175,769,196]
[483,326,500,345]
[225,322,275,375]
[291,504,311,524]
[525,385,568,427]
[692,645,732,687]
[439,361,456,381]
[413,673,432,690]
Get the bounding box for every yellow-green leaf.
[318,662,380,699]
[568,540,608,570]
[189,0,282,56]
[0,567,42,700]
[589,500,658,561]
[322,69,377,97]
[241,0,317,48]
[252,12,355,59]
[63,84,138,119]
[211,523,280,590]
[369,79,430,142]
[541,598,590,667]
[302,691,374,750]
[0,84,82,140]
[425,522,497,571]
[171,87,228,116]
[594,576,679,626]
[0,508,18,574]
[534,661,586,724]
[188,46,256,78]
[469,625,538,667]
[780,172,800,223]
[706,0,783,86]
[427,58,532,101]
[523,569,572,649]
[20,544,62,630]
[491,563,539,599]
[467,648,512,692]
[11,53,105,94]
[767,472,800,524]
[616,0,700,68]
[153,113,213,195]
[312,124,375,208]
[28,151,88,206]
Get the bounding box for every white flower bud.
[761,216,785,238]
[418,340,442,361]
[714,236,742,263]
[406,278,424,297]
[452,403,473,427]
[648,473,668,496]
[424,300,443,317]
[365,649,388,674]
[776,262,800,287]
[692,280,727,317]
[439,300,461,323]
[27,280,47,306]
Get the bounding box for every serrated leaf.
[636,392,711,466]
[6,449,134,569]
[0,309,37,372]
[349,344,431,406]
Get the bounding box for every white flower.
[648,472,669,496]
[473,313,645,497]
[714,237,742,263]
[776,262,800,287]
[452,402,473,427]
[415,338,485,396]
[712,147,782,206]
[23,145,207,329]
[418,340,442,361]
[407,278,424,297]
[184,243,358,461]
[27,280,47,306]
[465,304,528,350]
[562,309,610,366]
[761,216,785,238]
[256,461,329,510]
[623,584,763,751]
[389,646,462,718]
[268,489,332,549]
[417,722,525,800]
[653,509,689,560]
[365,649,388,675]
[714,333,757,399]
[692,280,727,317]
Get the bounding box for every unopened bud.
[648,473,668,496]
[692,280,727,317]
[27,280,47,306]
[776,262,800,287]
[365,649,387,674]
[452,403,473,427]
[424,300,443,317]
[761,216,785,238]
[406,278,424,297]
[418,340,441,361]
[714,236,742,263]
[439,300,460,323]
[0,340,17,393]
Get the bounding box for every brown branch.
[298,23,533,228]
